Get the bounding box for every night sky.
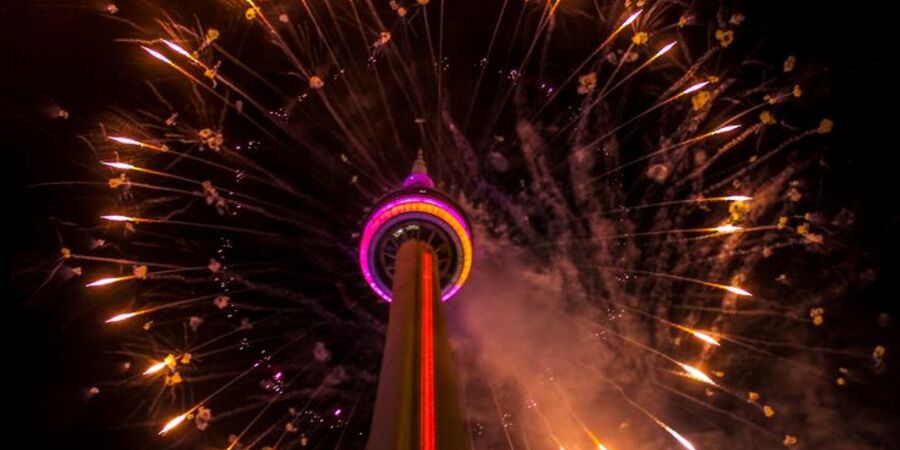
[3,1,898,448]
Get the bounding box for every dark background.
[2,1,897,448]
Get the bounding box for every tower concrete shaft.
[366,240,466,450]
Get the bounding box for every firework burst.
[23,0,884,448]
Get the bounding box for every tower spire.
[403,149,435,188]
[412,149,428,175]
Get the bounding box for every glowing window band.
[359,194,473,302]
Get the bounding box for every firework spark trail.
[30,1,868,448]
[587,368,699,450]
[107,135,287,189]
[224,355,331,450]
[480,0,562,144]
[98,158,333,232]
[103,291,249,323]
[525,224,780,247]
[545,80,710,174]
[526,9,643,122]
[141,42,388,188]
[497,12,674,158]
[461,0,511,133]
[99,214,317,242]
[653,381,783,442]
[572,123,743,190]
[156,323,324,435]
[551,381,611,449]
[489,385,517,450]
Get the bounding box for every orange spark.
[101,215,141,222]
[108,136,142,146]
[106,311,141,323]
[159,412,189,435]
[662,425,697,450]
[86,275,134,287]
[142,45,173,65]
[681,81,709,95]
[679,363,716,385]
[655,41,677,58]
[618,10,642,30]
[143,361,168,375]
[723,195,752,201]
[723,285,752,296]
[714,224,742,234]
[690,330,721,346]
[160,39,194,60]
[712,124,741,134]
[101,161,134,170]
[108,136,166,151]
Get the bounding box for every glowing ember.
[715,224,742,234]
[655,41,677,57]
[663,425,697,450]
[143,361,168,375]
[160,39,194,60]
[85,276,133,287]
[142,45,173,64]
[159,412,188,435]
[679,363,717,385]
[106,312,140,323]
[101,161,135,170]
[108,136,143,146]
[620,10,642,29]
[681,81,709,95]
[101,215,136,222]
[713,124,742,134]
[724,285,753,296]
[690,330,721,346]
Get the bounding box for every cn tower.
[359,152,473,450]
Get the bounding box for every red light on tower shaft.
[420,251,436,450]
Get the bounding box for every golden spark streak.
[714,224,743,234]
[142,45,173,65]
[618,10,642,30]
[160,40,196,62]
[106,311,141,323]
[143,361,168,375]
[690,330,721,346]
[85,275,134,287]
[101,162,199,184]
[724,285,752,296]
[723,195,752,201]
[108,136,141,146]
[679,363,716,385]
[712,124,741,134]
[662,425,697,450]
[654,41,677,58]
[108,136,166,151]
[101,215,137,222]
[681,81,709,95]
[159,412,189,435]
[695,280,753,296]
[101,161,134,170]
